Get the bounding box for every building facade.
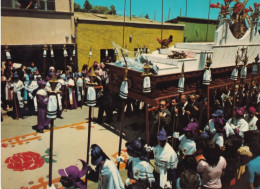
[1,0,76,73]
[166,16,218,42]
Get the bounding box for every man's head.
[181,95,187,105]
[171,98,178,107]
[248,107,256,118]
[159,99,167,111]
[31,62,35,67]
[234,85,239,92]
[157,130,168,147]
[190,94,195,103]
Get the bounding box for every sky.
[74,0,257,21]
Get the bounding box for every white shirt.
[212,133,224,147]
[179,135,196,155]
[227,117,249,133]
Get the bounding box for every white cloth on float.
[153,143,178,188]
[98,159,124,189]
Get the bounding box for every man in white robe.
[87,144,124,189]
[153,130,178,188]
[227,107,249,135]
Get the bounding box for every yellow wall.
[76,22,184,70]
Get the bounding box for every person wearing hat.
[151,130,178,189]
[58,159,88,189]
[35,80,50,133]
[25,74,39,115]
[211,117,226,148]
[86,144,124,189]
[227,107,249,134]
[206,109,224,135]
[11,72,25,119]
[116,138,155,188]
[245,107,258,131]
[173,122,198,156]
[65,73,77,109]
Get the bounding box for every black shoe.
[58,116,64,119]
[37,129,44,133]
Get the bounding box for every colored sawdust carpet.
[1,121,127,189]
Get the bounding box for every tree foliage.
[74,2,82,12]
[109,5,116,15]
[91,6,110,14]
[145,13,149,19]
[76,1,116,15]
[84,0,92,12]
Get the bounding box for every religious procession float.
[107,0,260,111]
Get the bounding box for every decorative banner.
[43,49,47,58]
[203,69,211,85]
[230,67,238,81]
[143,76,151,93]
[177,76,185,93]
[240,66,247,79]
[5,151,45,171]
[86,86,96,106]
[63,49,68,57]
[119,80,128,99]
[6,51,11,60]
[51,49,54,58]
[252,64,258,75]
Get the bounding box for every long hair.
[204,142,221,167]
[180,170,200,189]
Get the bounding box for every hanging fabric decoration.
[86,86,96,106]
[252,64,258,75]
[6,51,11,60]
[143,76,151,93]
[230,67,238,81]
[43,49,47,58]
[203,69,211,85]
[119,80,128,99]
[177,76,185,93]
[240,66,247,79]
[51,49,54,58]
[63,49,68,57]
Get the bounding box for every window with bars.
[2,0,55,11]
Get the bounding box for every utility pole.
[130,0,132,20]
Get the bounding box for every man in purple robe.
[36,80,50,133]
